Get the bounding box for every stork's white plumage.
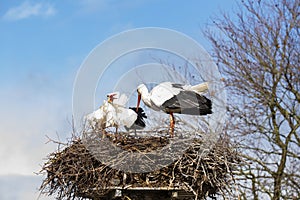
[85,99,118,131]
[136,81,212,137]
[107,92,138,129]
[86,92,147,135]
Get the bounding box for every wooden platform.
[81,186,195,200]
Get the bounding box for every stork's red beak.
[136,93,141,112]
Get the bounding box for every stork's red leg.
[115,127,118,140]
[169,112,175,137]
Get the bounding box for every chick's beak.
[107,94,117,103]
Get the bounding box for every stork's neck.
[139,85,152,108]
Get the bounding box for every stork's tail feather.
[191,82,209,93]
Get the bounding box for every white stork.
[85,96,118,132]
[107,92,147,131]
[86,92,146,136]
[136,81,212,137]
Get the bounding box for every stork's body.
[86,100,118,131]
[86,92,146,134]
[136,82,212,136]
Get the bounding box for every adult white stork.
[86,92,147,136]
[136,81,212,137]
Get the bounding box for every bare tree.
[205,0,300,199]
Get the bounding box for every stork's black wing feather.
[171,83,184,89]
[162,91,212,115]
[126,107,147,130]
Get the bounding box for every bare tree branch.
[205,0,300,199]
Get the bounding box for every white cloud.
[0,175,54,200]
[0,71,72,176]
[2,1,56,21]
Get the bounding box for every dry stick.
[39,133,239,199]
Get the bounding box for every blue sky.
[0,0,237,199]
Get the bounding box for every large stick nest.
[39,131,239,200]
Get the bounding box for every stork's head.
[107,93,117,103]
